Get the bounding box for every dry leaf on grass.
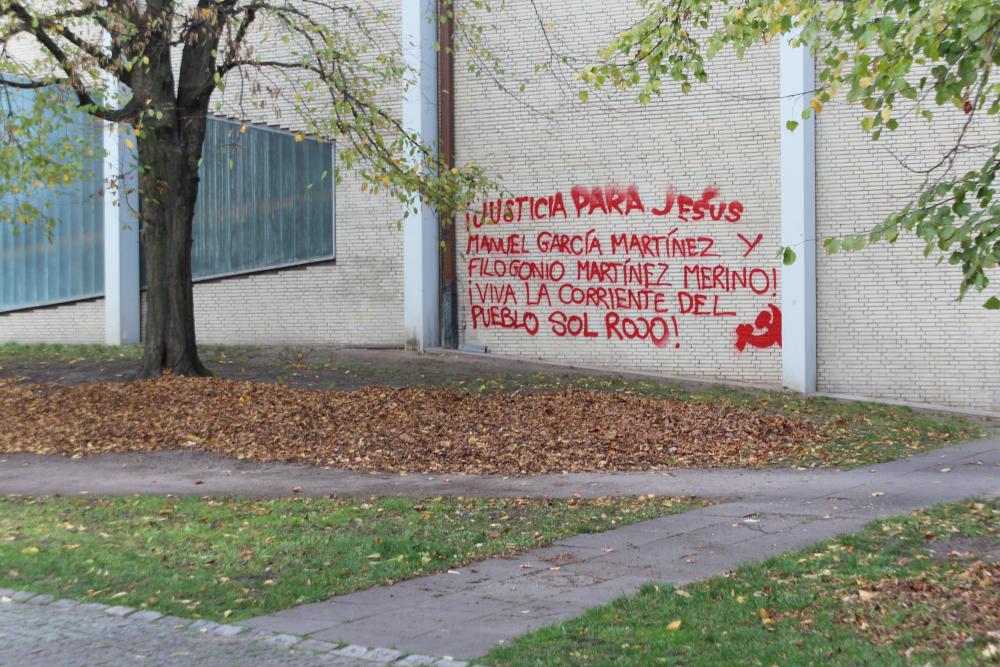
[0,376,817,475]
[852,560,1000,652]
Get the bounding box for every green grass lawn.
[0,343,243,364]
[0,494,703,622]
[0,342,144,363]
[484,499,1000,667]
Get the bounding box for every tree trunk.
[136,125,209,379]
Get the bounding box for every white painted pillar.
[401,0,439,351]
[103,122,140,345]
[780,29,817,393]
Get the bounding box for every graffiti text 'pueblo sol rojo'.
[465,185,744,229]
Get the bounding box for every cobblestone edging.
[0,588,482,667]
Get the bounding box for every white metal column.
[102,122,140,346]
[780,29,817,392]
[401,0,440,351]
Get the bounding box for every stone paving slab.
[0,592,479,667]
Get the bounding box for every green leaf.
[985,296,1000,310]
[782,246,797,266]
[785,120,799,131]
[577,90,588,103]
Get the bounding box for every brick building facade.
[1,0,997,412]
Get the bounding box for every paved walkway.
[0,447,959,500]
[240,437,1000,659]
[2,437,999,662]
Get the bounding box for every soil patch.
[0,347,654,391]
[928,535,1000,561]
[0,375,816,474]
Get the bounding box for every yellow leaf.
[294,133,304,143]
[810,97,823,113]
[666,619,682,631]
[125,139,134,150]
[21,546,39,555]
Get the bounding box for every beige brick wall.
[815,97,1000,411]
[1,149,403,349]
[181,250,402,347]
[0,1,405,350]
[0,299,104,344]
[184,0,405,347]
[453,1,783,385]
[3,1,997,412]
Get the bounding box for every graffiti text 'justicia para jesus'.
[465,185,745,229]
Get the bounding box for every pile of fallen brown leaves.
[0,375,817,474]
[853,560,1000,654]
